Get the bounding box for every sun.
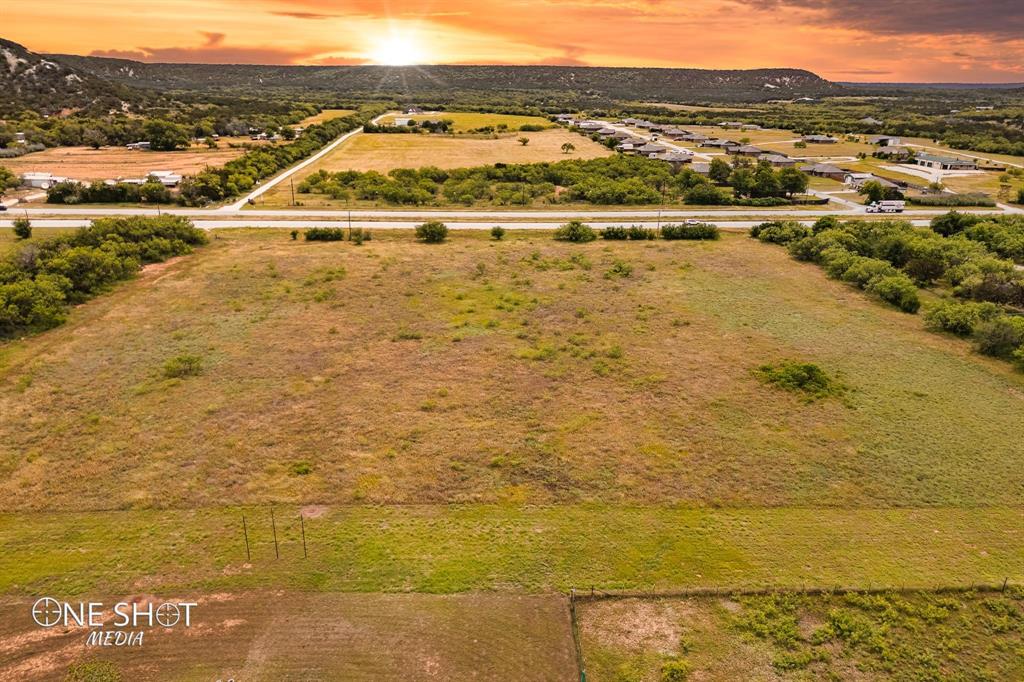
[368,32,427,66]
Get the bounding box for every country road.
[219,112,391,211]
[3,217,941,231]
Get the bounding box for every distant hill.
[49,54,843,103]
[0,39,140,115]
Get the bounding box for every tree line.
[296,155,811,207]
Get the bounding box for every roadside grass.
[258,128,611,206]
[0,226,77,254]
[578,589,1024,681]
[379,111,553,132]
[0,591,574,681]
[2,230,1023,510]
[0,506,1020,596]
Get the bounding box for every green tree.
[778,168,809,197]
[142,120,191,151]
[561,142,575,154]
[490,225,506,240]
[859,180,886,204]
[518,137,530,146]
[0,166,18,193]
[728,167,754,197]
[82,128,106,149]
[12,217,31,240]
[708,157,731,184]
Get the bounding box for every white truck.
[866,200,905,213]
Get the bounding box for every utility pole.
[270,506,279,559]
[300,513,308,559]
[290,178,295,206]
[242,515,251,561]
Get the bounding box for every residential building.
[914,153,977,171]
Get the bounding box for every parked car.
[0,204,8,212]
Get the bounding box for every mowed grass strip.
[0,506,1020,596]
[0,592,574,681]
[1,230,1023,510]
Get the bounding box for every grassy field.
[258,129,611,206]
[2,230,1023,511]
[0,592,574,681]
[2,226,1023,676]
[0,506,1020,596]
[577,589,1024,681]
[380,111,553,132]
[1,144,253,183]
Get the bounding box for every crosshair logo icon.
[32,598,63,627]
[155,602,181,627]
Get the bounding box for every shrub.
[162,353,203,379]
[750,221,810,245]
[605,260,633,278]
[755,361,844,400]
[304,227,346,241]
[661,223,720,240]
[930,210,982,237]
[554,220,596,243]
[866,274,921,313]
[909,193,995,207]
[64,660,122,682]
[840,257,898,287]
[812,215,840,233]
[660,657,692,682]
[490,226,506,240]
[974,316,1024,358]
[416,220,449,243]
[628,225,658,240]
[1013,345,1024,371]
[1017,188,1024,205]
[290,230,299,241]
[290,461,313,476]
[12,217,31,240]
[601,225,629,240]
[925,301,1001,336]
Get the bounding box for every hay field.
[1,144,251,182]
[259,128,610,206]
[298,108,356,126]
[380,111,553,132]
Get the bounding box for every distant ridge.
[49,53,844,103]
[0,38,141,115]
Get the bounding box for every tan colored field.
[380,111,553,132]
[298,108,355,126]
[1,145,250,182]
[260,128,610,205]
[0,592,575,681]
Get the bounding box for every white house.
[147,170,182,187]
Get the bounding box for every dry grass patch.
[0,592,574,681]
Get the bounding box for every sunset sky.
[6,0,1024,82]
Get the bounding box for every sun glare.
[368,32,426,66]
